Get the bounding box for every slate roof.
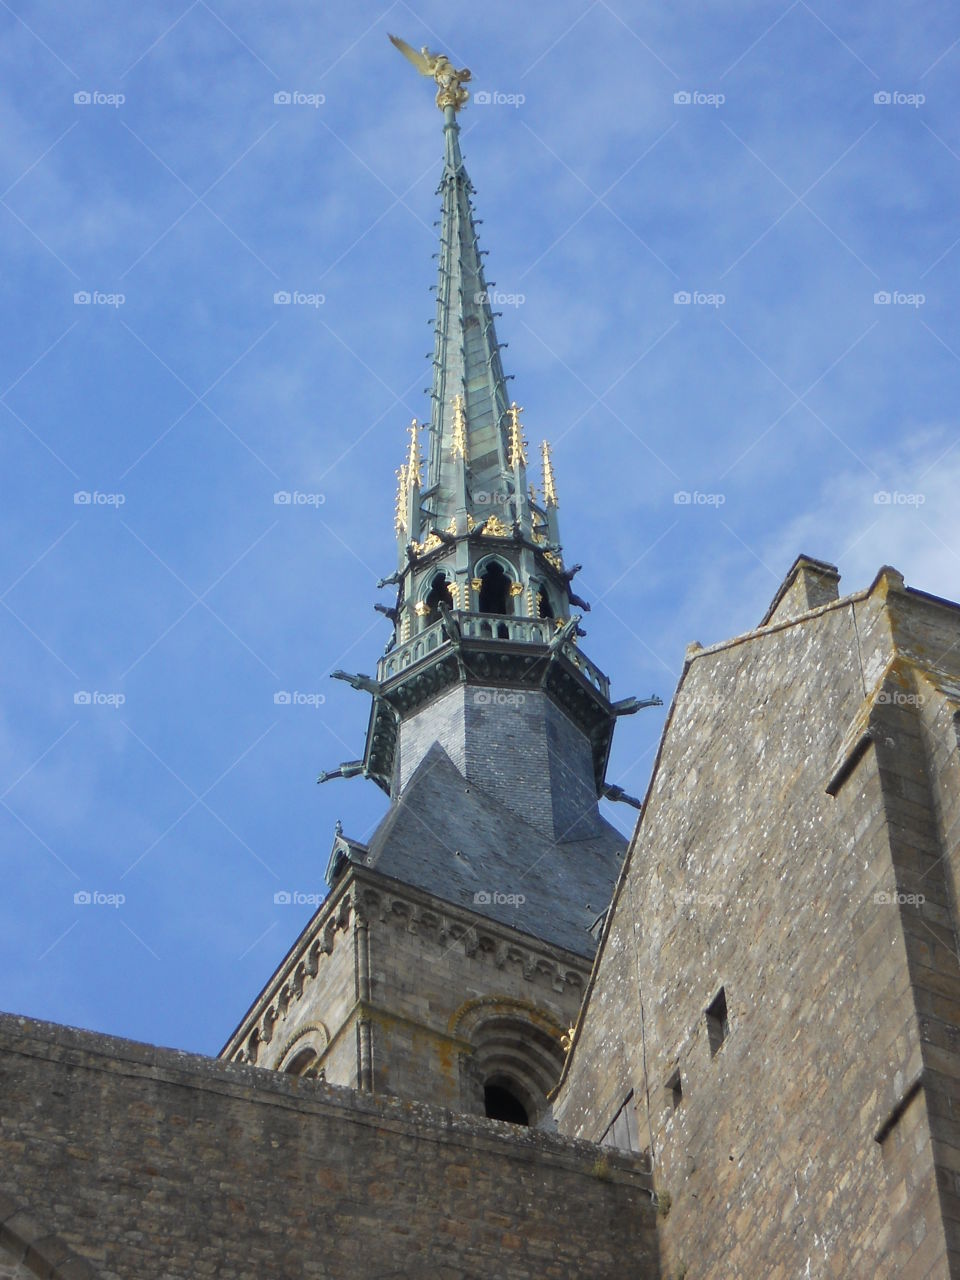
[343,743,626,958]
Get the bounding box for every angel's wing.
[388,33,434,76]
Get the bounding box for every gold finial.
[451,395,467,460]
[541,439,558,508]
[406,419,422,490]
[507,403,527,469]
[394,464,408,535]
[388,34,472,113]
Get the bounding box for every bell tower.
[221,37,661,1126]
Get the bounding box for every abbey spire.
[224,36,661,1138]
[378,83,578,653]
[390,92,562,572]
[423,104,513,530]
[317,35,660,807]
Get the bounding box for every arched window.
[484,1080,529,1125]
[451,998,567,1127]
[284,1047,323,1079]
[276,1024,329,1078]
[536,587,554,619]
[424,572,454,626]
[478,561,510,615]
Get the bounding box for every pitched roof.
[353,743,626,957]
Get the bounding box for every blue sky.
[2,0,957,1055]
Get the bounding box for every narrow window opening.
[478,562,510,615]
[665,1069,682,1110]
[484,1083,528,1126]
[537,588,554,619]
[497,622,509,639]
[424,573,454,625]
[705,987,729,1056]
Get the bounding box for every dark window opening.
[424,573,454,625]
[537,588,554,619]
[484,1083,529,1126]
[478,562,510,615]
[665,1069,682,1110]
[497,622,509,639]
[706,987,729,1056]
[284,1047,323,1079]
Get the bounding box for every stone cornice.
[222,863,591,1066]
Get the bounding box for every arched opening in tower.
[478,562,510,615]
[484,1081,529,1126]
[424,572,454,625]
[537,587,554,619]
[283,1047,322,1079]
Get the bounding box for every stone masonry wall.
[357,873,587,1118]
[0,1012,657,1280]
[554,571,960,1279]
[221,879,360,1085]
[221,867,592,1119]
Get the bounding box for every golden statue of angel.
[388,33,472,112]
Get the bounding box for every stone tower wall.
[222,869,592,1118]
[554,574,960,1279]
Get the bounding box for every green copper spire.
[426,104,514,529]
[381,34,579,648]
[312,37,663,801]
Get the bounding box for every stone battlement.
[0,1011,657,1279]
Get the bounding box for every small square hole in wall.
[665,1069,682,1110]
[705,987,729,1056]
